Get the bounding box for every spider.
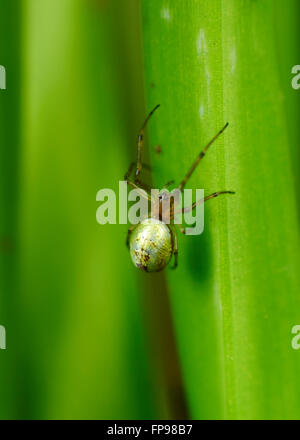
[125,105,234,272]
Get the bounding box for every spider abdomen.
[129,218,173,272]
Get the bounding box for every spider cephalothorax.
[125,105,234,272]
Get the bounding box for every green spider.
[125,105,234,272]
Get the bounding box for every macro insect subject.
[125,105,234,272]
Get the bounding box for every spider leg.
[134,178,153,193]
[201,190,235,205]
[170,225,178,269]
[135,104,160,179]
[183,190,235,212]
[124,162,151,181]
[178,122,229,192]
[125,179,151,201]
[124,162,135,181]
[179,190,235,233]
[125,161,152,193]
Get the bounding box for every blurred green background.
[0,0,300,420]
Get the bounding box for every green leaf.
[142,0,300,419]
[0,0,159,419]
